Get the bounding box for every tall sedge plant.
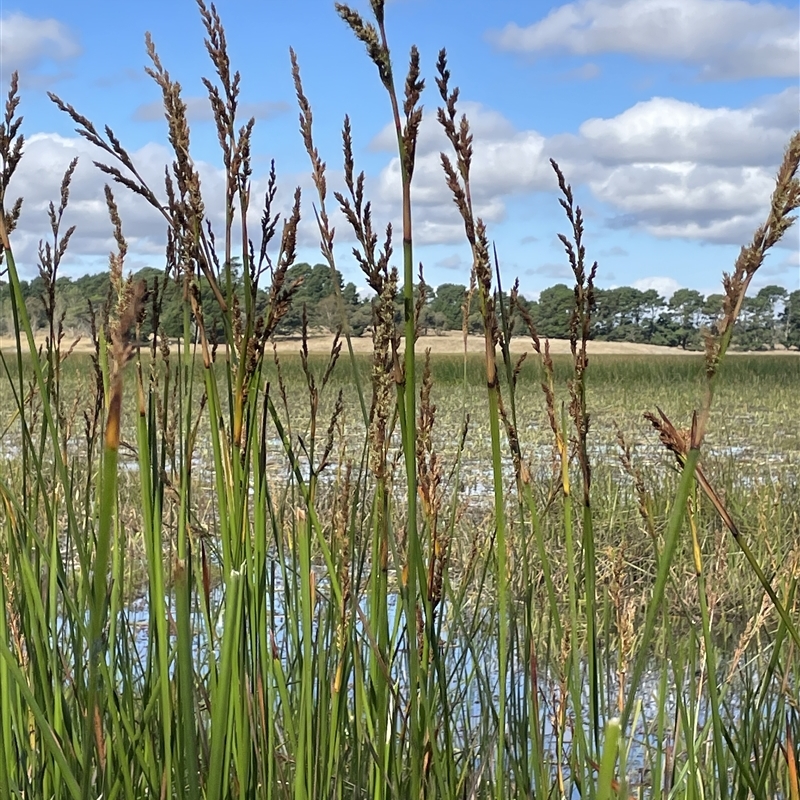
[625,131,800,729]
[47,3,304,796]
[434,51,513,799]
[335,4,432,797]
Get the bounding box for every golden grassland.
[3,329,798,357]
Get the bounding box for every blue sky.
[2,0,798,299]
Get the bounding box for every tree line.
[1,261,798,350]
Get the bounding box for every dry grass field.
[7,329,794,358]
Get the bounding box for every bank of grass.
[4,349,797,615]
[1,2,799,798]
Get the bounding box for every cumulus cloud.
[596,163,775,239]
[0,13,81,74]
[133,96,289,123]
[366,87,796,248]
[6,134,175,273]
[4,132,312,276]
[10,83,796,266]
[576,90,797,167]
[632,276,682,297]
[436,254,464,271]
[488,0,799,80]
[561,87,799,243]
[370,101,552,246]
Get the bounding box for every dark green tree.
[734,284,787,350]
[668,288,704,349]
[277,262,342,333]
[594,286,652,341]
[535,283,573,339]
[701,293,724,332]
[783,289,800,349]
[429,283,468,331]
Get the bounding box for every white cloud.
[577,90,797,167]
[6,134,173,273]
[4,132,311,276]
[489,0,799,80]
[0,13,81,73]
[436,254,464,270]
[489,0,800,80]
[632,276,682,297]
[370,102,517,153]
[8,84,796,268]
[594,163,775,240]
[560,88,799,242]
[133,96,290,123]
[370,102,552,245]
[366,87,796,248]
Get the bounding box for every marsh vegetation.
[0,2,798,798]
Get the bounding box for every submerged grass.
[1,2,799,798]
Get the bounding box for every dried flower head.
[336,4,392,89]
